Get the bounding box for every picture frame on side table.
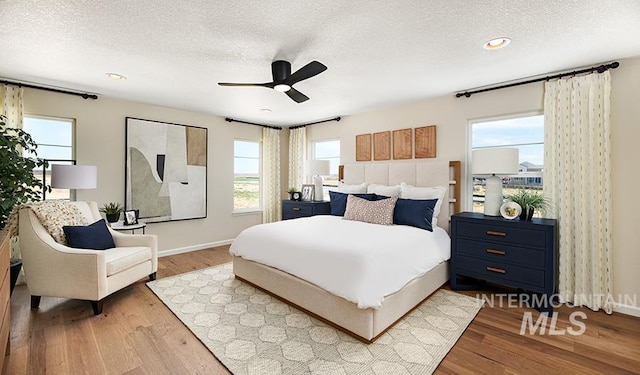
[124,209,139,225]
[301,184,315,201]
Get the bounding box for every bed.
[230,160,461,343]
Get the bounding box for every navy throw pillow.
[392,198,437,231]
[63,219,115,250]
[329,191,377,216]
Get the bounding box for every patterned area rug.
[147,263,483,375]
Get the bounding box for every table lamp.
[472,148,519,216]
[51,164,98,200]
[306,160,330,201]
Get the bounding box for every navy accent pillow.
[394,198,437,231]
[378,195,437,231]
[329,191,378,216]
[63,219,115,250]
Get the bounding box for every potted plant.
[0,115,47,230]
[99,202,123,223]
[1,114,47,294]
[506,189,550,220]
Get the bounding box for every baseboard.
[158,239,234,258]
[613,302,640,318]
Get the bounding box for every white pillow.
[337,182,368,194]
[367,183,401,197]
[400,183,447,225]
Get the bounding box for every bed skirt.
[232,256,449,343]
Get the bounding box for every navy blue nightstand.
[450,212,558,313]
[281,200,331,220]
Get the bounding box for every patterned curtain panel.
[262,127,281,223]
[288,127,306,191]
[0,84,24,129]
[543,71,612,313]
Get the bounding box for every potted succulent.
[506,189,550,221]
[99,202,123,223]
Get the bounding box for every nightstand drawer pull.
[486,266,506,274]
[292,207,301,211]
[486,230,506,237]
[486,248,506,255]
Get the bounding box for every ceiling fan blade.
[217,82,274,87]
[286,61,327,85]
[285,88,309,103]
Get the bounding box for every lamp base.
[313,175,324,201]
[483,174,503,216]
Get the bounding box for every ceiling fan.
[218,60,327,103]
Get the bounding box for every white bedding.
[229,215,450,309]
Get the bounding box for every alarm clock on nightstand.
[291,191,302,201]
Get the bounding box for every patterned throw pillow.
[28,201,88,245]
[343,194,398,225]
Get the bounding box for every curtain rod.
[289,116,341,129]
[455,61,619,98]
[226,116,341,130]
[1,79,99,100]
[225,118,282,130]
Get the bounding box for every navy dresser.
[450,212,558,313]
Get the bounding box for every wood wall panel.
[415,125,436,158]
[392,128,412,159]
[355,134,371,161]
[373,131,391,161]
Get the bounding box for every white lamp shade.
[306,159,330,176]
[51,164,98,189]
[472,148,519,175]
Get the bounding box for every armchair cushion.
[63,219,115,250]
[28,201,88,245]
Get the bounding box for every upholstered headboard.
[340,160,461,232]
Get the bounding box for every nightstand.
[450,212,558,313]
[282,200,331,220]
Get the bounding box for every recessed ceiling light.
[105,72,127,80]
[260,108,272,113]
[483,37,511,50]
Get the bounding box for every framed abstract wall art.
[125,117,207,223]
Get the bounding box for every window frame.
[23,114,76,201]
[232,138,262,213]
[467,111,544,211]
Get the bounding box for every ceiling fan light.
[274,84,291,92]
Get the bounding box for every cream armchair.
[18,201,158,315]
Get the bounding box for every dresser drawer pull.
[486,230,506,237]
[486,248,506,256]
[292,207,301,211]
[486,266,506,274]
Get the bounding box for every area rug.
[147,263,483,375]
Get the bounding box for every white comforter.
[229,215,450,309]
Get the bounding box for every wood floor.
[6,246,640,374]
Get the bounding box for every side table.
[110,221,147,234]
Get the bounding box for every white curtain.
[288,126,306,191]
[543,71,612,313]
[0,84,24,129]
[262,127,281,223]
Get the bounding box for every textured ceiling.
[1,1,640,126]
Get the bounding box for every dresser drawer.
[456,221,546,248]
[456,238,546,268]
[283,203,313,217]
[456,255,545,289]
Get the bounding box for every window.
[471,114,544,213]
[234,140,261,211]
[311,139,340,200]
[22,116,74,200]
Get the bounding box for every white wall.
[23,89,290,253]
[307,55,640,314]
